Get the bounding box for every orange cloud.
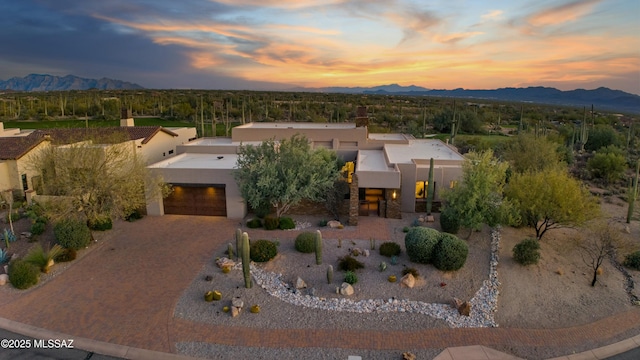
[527,0,601,27]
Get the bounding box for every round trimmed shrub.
[54,219,92,250]
[624,251,640,271]
[513,238,540,266]
[278,217,295,230]
[433,233,468,271]
[379,242,401,257]
[8,259,40,290]
[404,227,440,264]
[344,271,358,285]
[440,206,460,234]
[295,232,316,253]
[247,218,263,229]
[264,216,279,230]
[250,239,278,262]
[30,221,46,236]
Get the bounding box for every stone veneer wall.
[288,199,349,219]
[348,174,359,226]
[384,188,402,219]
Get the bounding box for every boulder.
[339,282,354,296]
[363,249,370,257]
[295,277,307,289]
[426,215,435,222]
[20,232,31,240]
[232,298,244,309]
[327,220,342,228]
[400,274,415,288]
[231,306,241,317]
[351,248,361,256]
[0,274,8,286]
[402,352,417,360]
[215,257,235,269]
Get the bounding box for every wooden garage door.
[164,185,227,216]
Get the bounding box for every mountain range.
[0,74,143,91]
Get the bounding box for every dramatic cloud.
[0,0,637,94]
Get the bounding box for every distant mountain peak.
[0,74,144,91]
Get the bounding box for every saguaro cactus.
[627,160,639,224]
[327,265,333,284]
[227,243,234,259]
[241,232,252,288]
[426,157,435,215]
[315,230,323,265]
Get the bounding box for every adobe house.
[0,136,50,199]
[147,108,465,223]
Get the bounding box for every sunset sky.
[1,0,638,94]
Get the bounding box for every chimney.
[120,108,134,127]
[355,106,369,127]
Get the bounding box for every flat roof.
[357,150,395,172]
[385,140,465,164]
[184,138,233,146]
[368,133,408,141]
[149,153,238,170]
[236,122,356,129]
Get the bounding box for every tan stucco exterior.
[0,141,51,195]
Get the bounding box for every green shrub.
[402,226,410,233]
[30,222,46,236]
[88,216,112,231]
[55,248,77,263]
[439,206,460,234]
[379,242,401,257]
[125,209,144,222]
[337,255,364,272]
[24,244,65,273]
[404,227,440,264]
[344,270,358,285]
[264,216,280,230]
[513,238,540,266]
[250,239,278,262]
[433,233,468,271]
[278,217,295,230]
[8,259,40,290]
[295,232,316,253]
[253,202,271,219]
[402,267,420,278]
[623,251,640,271]
[318,219,328,227]
[54,219,92,250]
[247,218,263,229]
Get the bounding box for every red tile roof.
[27,126,178,145]
[0,137,47,160]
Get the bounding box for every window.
[21,174,28,191]
[168,150,174,155]
[415,181,425,199]
[163,152,166,157]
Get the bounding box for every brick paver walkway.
[0,215,638,358]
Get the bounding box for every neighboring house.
[0,136,50,198]
[147,109,465,223]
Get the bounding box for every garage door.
[163,185,227,216]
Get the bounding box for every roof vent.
[217,156,224,160]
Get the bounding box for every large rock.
[231,306,241,317]
[400,274,415,288]
[0,274,8,286]
[232,298,244,309]
[215,257,235,269]
[295,277,307,289]
[402,352,417,360]
[339,282,354,296]
[327,220,342,228]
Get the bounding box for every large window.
[415,181,427,199]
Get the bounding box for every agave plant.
[0,248,7,264]
[2,229,16,248]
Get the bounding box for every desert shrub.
[8,259,40,290]
[513,238,540,266]
[54,219,92,250]
[402,267,420,278]
[125,209,144,222]
[264,216,280,230]
[88,216,112,231]
[344,270,358,285]
[318,219,328,227]
[439,206,460,234]
[278,217,295,230]
[402,226,410,233]
[338,255,365,272]
[250,239,278,262]
[295,232,316,253]
[379,242,401,257]
[30,221,46,236]
[404,227,440,264]
[55,248,77,263]
[247,218,263,229]
[433,233,469,271]
[24,244,64,273]
[623,251,640,271]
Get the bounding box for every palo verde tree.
[505,166,599,240]
[234,134,341,218]
[27,133,167,225]
[501,133,563,174]
[441,150,518,239]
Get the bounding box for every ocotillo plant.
[241,232,252,288]
[235,228,242,261]
[627,159,639,224]
[327,265,333,284]
[315,230,323,265]
[426,157,435,215]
